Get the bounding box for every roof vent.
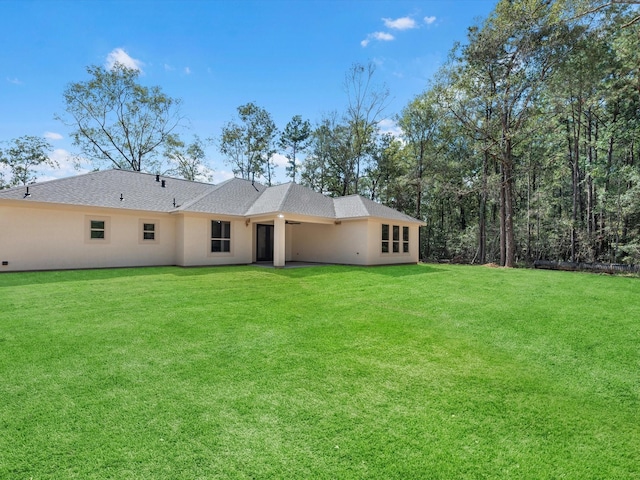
[161,180,166,188]
[156,174,160,182]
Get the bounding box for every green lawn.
[1,264,638,479]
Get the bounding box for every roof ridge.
[172,183,220,211]
[276,182,295,212]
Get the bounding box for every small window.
[212,220,231,253]
[85,216,110,244]
[143,223,155,240]
[90,220,105,239]
[381,224,389,253]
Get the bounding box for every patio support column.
[274,215,286,268]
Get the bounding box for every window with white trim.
[85,215,110,244]
[90,220,105,239]
[382,224,409,254]
[211,220,231,253]
[393,225,400,252]
[382,224,389,253]
[143,223,155,240]
[403,226,409,253]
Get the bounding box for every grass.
[0,264,638,479]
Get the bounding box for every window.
[403,226,409,253]
[90,220,105,239]
[393,225,400,253]
[381,224,410,254]
[381,224,389,253]
[143,223,155,240]
[211,220,231,253]
[138,219,159,244]
[85,215,110,244]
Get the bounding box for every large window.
[393,225,400,252]
[211,220,231,253]
[403,226,409,253]
[381,224,389,253]
[382,224,409,254]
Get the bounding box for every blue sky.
[1,0,497,183]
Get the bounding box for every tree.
[279,115,311,182]
[570,0,640,27]
[343,62,390,195]
[364,133,407,206]
[164,135,212,182]
[449,0,573,267]
[300,118,335,194]
[58,63,183,172]
[0,136,56,186]
[219,102,278,184]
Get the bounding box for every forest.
[296,0,640,267]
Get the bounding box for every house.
[0,169,425,272]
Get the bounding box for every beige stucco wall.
[289,219,419,265]
[0,203,176,272]
[1,201,421,272]
[363,220,420,265]
[176,214,253,267]
[289,220,370,265]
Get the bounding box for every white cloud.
[378,118,403,138]
[43,132,63,141]
[211,169,235,184]
[105,48,143,71]
[424,16,437,25]
[361,31,395,47]
[164,63,175,71]
[271,153,289,168]
[373,31,394,41]
[36,149,90,182]
[383,16,417,30]
[184,66,192,75]
[6,77,23,85]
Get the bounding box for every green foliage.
[57,63,183,172]
[0,135,55,186]
[279,115,311,182]
[389,0,640,266]
[301,62,390,198]
[219,102,277,185]
[164,135,212,182]
[1,265,638,478]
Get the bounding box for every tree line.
[2,0,638,266]
[302,0,640,267]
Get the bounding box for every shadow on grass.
[0,263,443,288]
[0,265,242,288]
[260,263,444,278]
[0,266,179,288]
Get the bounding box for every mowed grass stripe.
[1,264,638,479]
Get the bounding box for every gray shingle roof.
[0,169,211,212]
[178,178,266,215]
[246,182,336,218]
[0,169,424,224]
[334,195,421,223]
